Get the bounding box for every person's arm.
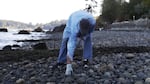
[67,33,77,63]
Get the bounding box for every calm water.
[0,30,48,50]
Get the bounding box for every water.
[0,30,49,50]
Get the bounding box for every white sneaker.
[65,64,73,76]
[65,69,73,75]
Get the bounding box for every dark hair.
[79,19,91,36]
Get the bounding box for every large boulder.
[18,30,30,34]
[2,45,21,50]
[12,44,21,50]
[53,24,66,32]
[0,28,8,32]
[2,45,12,50]
[32,42,48,50]
[33,27,44,32]
[46,24,66,34]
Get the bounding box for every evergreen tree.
[84,0,98,14]
[101,0,119,23]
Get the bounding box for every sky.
[0,0,102,25]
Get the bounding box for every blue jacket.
[63,10,96,59]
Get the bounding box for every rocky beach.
[0,29,150,84]
[0,0,150,82]
[0,50,150,84]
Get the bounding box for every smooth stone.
[16,78,25,84]
[126,53,135,59]
[77,77,86,84]
[134,81,143,84]
[145,78,150,84]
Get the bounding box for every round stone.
[16,78,25,84]
[145,78,150,84]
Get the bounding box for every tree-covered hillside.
[0,20,34,29]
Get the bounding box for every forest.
[96,0,150,28]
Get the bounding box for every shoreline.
[0,46,150,62]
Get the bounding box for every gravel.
[47,30,150,49]
[92,30,150,47]
[0,52,150,84]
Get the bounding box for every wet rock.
[72,62,78,68]
[16,78,25,84]
[103,79,111,84]
[94,56,100,62]
[33,27,44,32]
[0,28,8,32]
[135,81,144,84]
[118,77,126,84]
[64,76,73,83]
[47,57,53,62]
[104,72,111,78]
[98,64,108,72]
[136,71,147,80]
[12,44,21,49]
[108,63,115,70]
[145,59,150,63]
[32,42,48,50]
[126,53,135,59]
[24,63,34,68]
[123,71,132,78]
[52,24,66,33]
[145,78,150,84]
[94,64,100,69]
[86,78,95,83]
[11,63,19,69]
[76,73,86,77]
[21,60,30,65]
[30,76,36,81]
[88,69,94,73]
[2,45,12,50]
[46,82,55,84]
[49,77,57,82]
[77,77,86,84]
[12,44,20,47]
[2,69,7,73]
[30,76,40,82]
[11,76,16,80]
[38,58,46,64]
[132,75,138,80]
[18,30,30,34]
